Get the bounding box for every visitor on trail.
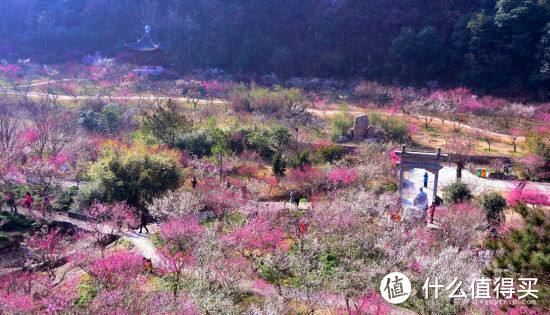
[413,187,429,212]
[428,202,436,224]
[39,191,52,218]
[289,191,300,208]
[191,176,198,189]
[241,185,248,198]
[24,192,34,212]
[143,257,153,273]
[139,210,150,234]
[423,172,429,188]
[4,192,17,212]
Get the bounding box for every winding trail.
[19,207,163,264]
[308,107,525,145]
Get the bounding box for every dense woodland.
[0,0,549,96]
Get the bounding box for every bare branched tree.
[0,101,22,155]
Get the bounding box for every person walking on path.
[4,192,17,212]
[423,172,429,188]
[289,191,300,209]
[139,209,150,234]
[39,191,52,218]
[428,202,436,224]
[24,192,34,212]
[191,176,198,189]
[143,257,154,273]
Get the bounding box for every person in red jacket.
[428,202,436,224]
[24,192,34,212]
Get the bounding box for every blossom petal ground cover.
[1,1,549,314]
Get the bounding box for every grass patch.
[0,231,8,244]
[0,211,36,232]
[112,238,135,250]
[150,233,165,248]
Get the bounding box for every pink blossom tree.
[197,179,245,223]
[84,250,144,288]
[26,229,78,284]
[506,185,550,207]
[223,213,287,257]
[0,271,77,313]
[84,202,139,250]
[328,167,358,188]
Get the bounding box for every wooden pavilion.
[124,25,164,66]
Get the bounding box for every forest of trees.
[0,0,549,96]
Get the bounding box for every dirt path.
[308,107,523,145]
[7,81,521,146]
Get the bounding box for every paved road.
[403,165,550,207]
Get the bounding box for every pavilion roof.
[125,25,160,52]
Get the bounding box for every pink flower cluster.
[0,64,21,80]
[88,250,144,286]
[223,214,286,253]
[506,187,550,207]
[328,167,358,186]
[159,216,204,246]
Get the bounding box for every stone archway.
[396,146,447,206]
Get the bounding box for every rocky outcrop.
[343,114,388,141]
[353,114,369,140]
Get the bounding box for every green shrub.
[329,113,353,140]
[75,277,98,309]
[141,101,192,147]
[443,181,472,205]
[12,184,33,199]
[100,103,124,134]
[176,129,215,158]
[227,129,247,154]
[485,205,549,303]
[248,85,306,115]
[0,231,8,244]
[247,128,274,158]
[269,125,292,153]
[289,150,310,169]
[53,186,79,212]
[259,264,287,286]
[272,152,286,177]
[246,125,293,158]
[481,192,507,226]
[88,143,182,207]
[78,110,101,132]
[316,144,345,163]
[0,211,36,232]
[78,103,126,135]
[74,181,108,211]
[369,113,408,142]
[382,117,408,142]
